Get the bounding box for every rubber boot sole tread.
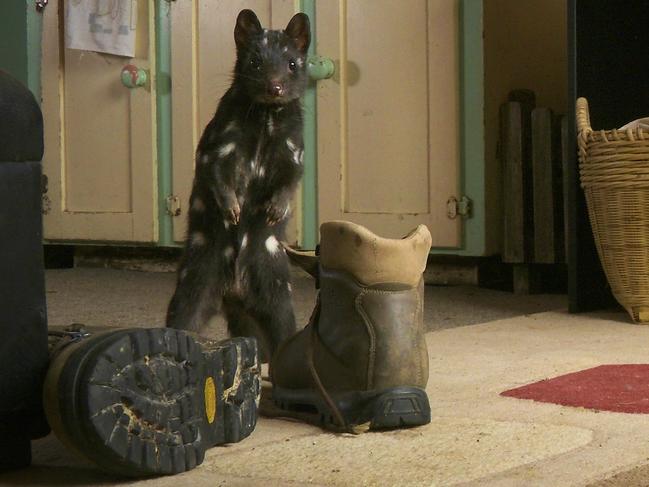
[273,385,430,431]
[57,329,259,477]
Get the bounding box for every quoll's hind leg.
[250,284,296,357]
[166,232,233,333]
[234,228,297,356]
[223,294,272,362]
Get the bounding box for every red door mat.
[501,365,649,414]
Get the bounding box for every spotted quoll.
[166,9,310,357]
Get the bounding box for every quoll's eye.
[288,59,297,72]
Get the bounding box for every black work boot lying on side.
[44,326,260,477]
[273,221,432,433]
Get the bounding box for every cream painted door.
[41,0,157,242]
[316,0,461,245]
[170,0,302,246]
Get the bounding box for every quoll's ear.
[285,13,310,53]
[235,9,262,50]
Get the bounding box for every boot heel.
[364,387,431,430]
[213,337,261,444]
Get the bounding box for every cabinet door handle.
[307,56,335,80]
[121,64,148,89]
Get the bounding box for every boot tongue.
[282,243,319,279]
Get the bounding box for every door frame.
[402,0,487,256]
[436,0,487,256]
[156,0,173,247]
[299,0,318,249]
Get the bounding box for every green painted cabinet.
[5,0,499,256]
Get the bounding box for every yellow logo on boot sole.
[204,377,216,424]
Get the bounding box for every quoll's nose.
[267,82,284,97]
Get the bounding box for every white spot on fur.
[287,139,302,165]
[201,154,210,164]
[224,246,234,259]
[218,142,236,157]
[224,121,237,133]
[191,197,205,212]
[191,232,206,246]
[287,282,292,293]
[257,165,266,178]
[282,46,288,53]
[262,33,268,46]
[223,220,230,230]
[267,115,274,135]
[241,233,248,250]
[180,268,188,281]
[297,58,304,67]
[275,106,284,113]
[265,235,280,254]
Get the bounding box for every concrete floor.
[3,266,648,486]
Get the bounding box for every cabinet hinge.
[446,195,472,219]
[166,195,181,217]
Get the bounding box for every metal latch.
[166,195,182,216]
[446,196,472,219]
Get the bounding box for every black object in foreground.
[0,70,49,471]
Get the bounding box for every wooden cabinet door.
[316,0,461,245]
[41,0,157,242]
[170,0,301,245]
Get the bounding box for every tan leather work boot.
[272,221,432,432]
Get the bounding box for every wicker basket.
[577,97,649,322]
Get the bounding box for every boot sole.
[53,329,260,476]
[272,386,430,431]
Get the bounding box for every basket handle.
[576,97,592,134]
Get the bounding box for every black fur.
[166,10,310,357]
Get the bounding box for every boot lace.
[305,297,362,434]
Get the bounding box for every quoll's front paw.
[265,200,290,226]
[224,201,241,225]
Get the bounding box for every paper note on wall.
[65,0,137,57]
